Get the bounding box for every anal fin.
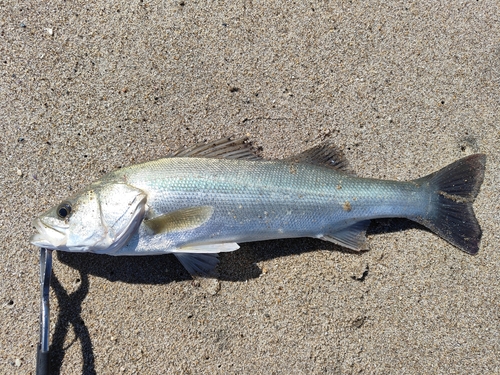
[319,220,371,251]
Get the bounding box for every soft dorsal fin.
[170,136,261,160]
[287,143,351,172]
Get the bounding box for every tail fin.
[413,154,486,254]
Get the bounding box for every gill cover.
[91,183,147,253]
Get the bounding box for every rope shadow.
[49,271,95,375]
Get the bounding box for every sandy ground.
[1,1,499,374]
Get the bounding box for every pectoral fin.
[319,220,371,251]
[144,206,214,235]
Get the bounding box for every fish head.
[30,182,147,253]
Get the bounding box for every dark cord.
[36,248,53,375]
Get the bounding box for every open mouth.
[30,218,67,248]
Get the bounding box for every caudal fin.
[413,154,486,254]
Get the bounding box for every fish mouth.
[30,218,67,249]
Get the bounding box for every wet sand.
[1,1,499,374]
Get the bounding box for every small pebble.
[44,28,54,36]
[16,169,23,177]
[15,358,21,367]
[199,278,221,295]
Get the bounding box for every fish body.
[115,158,424,252]
[31,138,486,275]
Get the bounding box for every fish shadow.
[367,217,427,237]
[55,218,427,284]
[219,218,427,281]
[49,218,425,372]
[55,239,356,286]
[56,251,193,284]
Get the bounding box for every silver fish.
[31,137,486,275]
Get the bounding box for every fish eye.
[57,201,72,219]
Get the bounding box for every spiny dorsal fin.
[286,143,351,173]
[170,136,261,160]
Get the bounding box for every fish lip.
[30,217,68,248]
[29,232,55,248]
[34,217,66,235]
